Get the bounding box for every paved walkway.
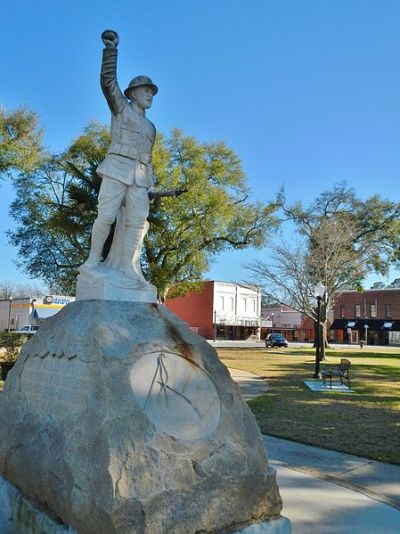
[229,367,400,533]
[228,368,269,399]
[266,435,400,533]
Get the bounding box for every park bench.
[321,358,351,389]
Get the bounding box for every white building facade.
[213,282,262,340]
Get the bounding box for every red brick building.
[166,281,262,340]
[166,282,214,338]
[331,289,400,345]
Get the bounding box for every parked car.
[265,333,288,348]
[14,325,40,335]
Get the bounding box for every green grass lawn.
[218,346,400,465]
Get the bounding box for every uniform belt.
[108,143,151,165]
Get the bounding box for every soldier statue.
[81,29,184,292]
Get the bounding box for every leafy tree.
[247,183,400,352]
[9,160,79,294]
[0,106,43,176]
[8,121,109,294]
[146,130,278,300]
[370,278,400,289]
[370,281,386,289]
[9,124,278,299]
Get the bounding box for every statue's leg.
[121,184,149,279]
[82,178,127,270]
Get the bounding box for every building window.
[229,297,234,311]
[340,305,345,318]
[252,299,256,313]
[355,304,361,318]
[385,304,392,318]
[370,304,377,318]
[220,296,225,311]
[242,298,247,312]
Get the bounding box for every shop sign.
[261,320,273,328]
[42,295,75,306]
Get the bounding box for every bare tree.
[0,281,15,300]
[0,280,46,300]
[248,225,366,351]
[247,182,400,353]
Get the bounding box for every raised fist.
[101,30,119,48]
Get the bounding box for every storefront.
[330,319,400,345]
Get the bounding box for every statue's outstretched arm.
[100,30,126,115]
[148,189,188,200]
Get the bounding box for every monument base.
[0,476,75,533]
[0,475,290,534]
[76,264,157,302]
[0,301,286,533]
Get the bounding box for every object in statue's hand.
[148,189,188,200]
[174,188,188,197]
[101,30,119,48]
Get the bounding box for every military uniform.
[83,45,158,274]
[95,47,156,228]
[97,47,156,190]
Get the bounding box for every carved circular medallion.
[130,350,221,440]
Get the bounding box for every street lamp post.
[364,318,369,346]
[314,282,326,378]
[7,297,13,333]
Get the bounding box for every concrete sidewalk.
[228,368,269,399]
[265,435,400,533]
[229,367,400,533]
[274,463,400,534]
[265,435,400,511]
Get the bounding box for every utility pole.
[7,297,13,333]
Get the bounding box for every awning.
[330,319,363,330]
[330,319,400,331]
[379,320,400,330]
[34,307,60,319]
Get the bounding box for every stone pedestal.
[0,301,288,533]
[76,265,157,302]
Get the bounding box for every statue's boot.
[81,219,111,270]
[121,224,151,287]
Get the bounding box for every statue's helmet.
[124,75,158,98]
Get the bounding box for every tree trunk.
[159,286,169,304]
[313,320,317,348]
[320,321,326,360]
[320,302,329,359]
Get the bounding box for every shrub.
[0,332,27,362]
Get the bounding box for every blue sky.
[1,0,400,288]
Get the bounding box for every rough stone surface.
[0,301,283,534]
[0,475,76,533]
